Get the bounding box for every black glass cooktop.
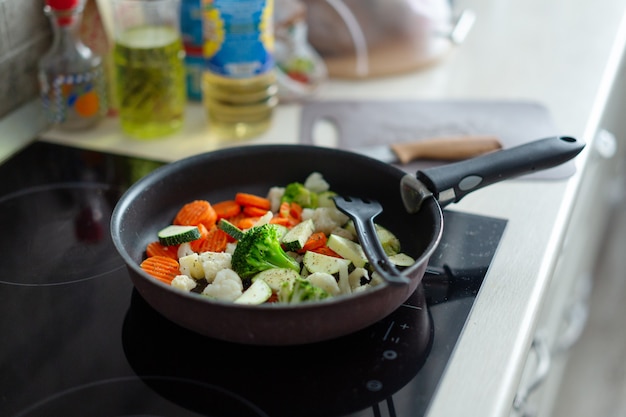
[0,141,506,417]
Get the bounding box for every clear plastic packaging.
[274,0,327,102]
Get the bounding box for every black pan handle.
[415,136,584,207]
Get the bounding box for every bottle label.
[40,67,107,124]
[181,0,204,47]
[201,0,274,78]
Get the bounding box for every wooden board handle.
[389,135,503,164]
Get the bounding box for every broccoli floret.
[231,224,300,279]
[278,277,330,304]
[281,182,318,208]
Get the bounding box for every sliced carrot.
[237,216,261,230]
[174,200,217,229]
[213,200,241,219]
[140,256,180,284]
[278,201,291,218]
[193,226,230,253]
[277,201,302,227]
[311,246,343,258]
[298,232,327,253]
[146,241,179,260]
[189,223,209,252]
[235,192,271,210]
[266,293,279,303]
[243,205,269,218]
[289,202,303,221]
[208,227,230,251]
[269,216,292,227]
[227,212,247,226]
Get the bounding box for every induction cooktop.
[0,141,507,417]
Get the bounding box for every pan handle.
[415,136,585,207]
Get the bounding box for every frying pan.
[111,136,584,345]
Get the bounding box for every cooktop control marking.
[383,350,398,360]
[366,380,383,392]
[383,321,395,341]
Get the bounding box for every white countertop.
[4,0,626,416]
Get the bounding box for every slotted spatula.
[332,196,411,285]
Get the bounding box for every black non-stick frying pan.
[111,136,584,345]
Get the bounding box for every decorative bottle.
[38,0,107,130]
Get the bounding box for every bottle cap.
[46,0,80,26]
[46,0,80,10]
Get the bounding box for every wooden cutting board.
[299,100,577,180]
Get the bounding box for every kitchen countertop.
[3,0,626,416]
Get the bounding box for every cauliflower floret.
[303,172,330,193]
[179,253,204,279]
[306,272,340,296]
[330,226,354,240]
[224,242,237,255]
[337,261,351,295]
[267,186,285,213]
[201,269,243,301]
[178,242,195,258]
[352,284,372,294]
[311,207,349,235]
[252,210,274,228]
[369,272,386,287]
[199,251,232,283]
[300,208,315,222]
[171,275,197,292]
[289,251,304,266]
[348,267,370,290]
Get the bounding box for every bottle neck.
[46,5,83,42]
[46,4,90,55]
[46,2,83,26]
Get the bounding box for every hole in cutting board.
[311,117,340,148]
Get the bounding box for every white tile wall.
[0,0,51,118]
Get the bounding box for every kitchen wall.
[0,0,51,119]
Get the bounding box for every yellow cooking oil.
[113,25,186,139]
[201,0,277,140]
[202,70,278,140]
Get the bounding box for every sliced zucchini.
[343,222,401,256]
[158,225,201,246]
[252,268,299,292]
[388,253,415,267]
[376,225,401,256]
[272,224,289,240]
[218,218,245,241]
[327,234,368,268]
[302,250,351,275]
[234,279,272,305]
[281,218,315,251]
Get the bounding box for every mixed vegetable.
[139,173,415,305]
